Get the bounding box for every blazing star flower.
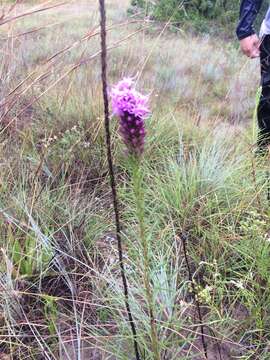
[110,78,150,156]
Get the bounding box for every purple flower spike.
[110,78,150,156]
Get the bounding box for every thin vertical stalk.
[267,170,270,203]
[98,1,141,359]
[132,158,160,360]
[180,232,208,359]
[250,154,262,210]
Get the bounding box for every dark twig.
[180,232,208,359]
[98,1,141,359]
[267,170,270,203]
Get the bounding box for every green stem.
[131,157,160,360]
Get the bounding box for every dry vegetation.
[0,1,270,359]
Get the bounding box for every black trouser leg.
[258,34,270,150]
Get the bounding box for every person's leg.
[258,34,270,152]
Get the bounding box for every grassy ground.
[0,1,270,359]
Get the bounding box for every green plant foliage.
[42,294,58,337]
[130,0,247,34]
[10,227,53,277]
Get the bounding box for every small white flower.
[230,280,245,290]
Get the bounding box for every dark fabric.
[236,0,263,40]
[258,34,270,149]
